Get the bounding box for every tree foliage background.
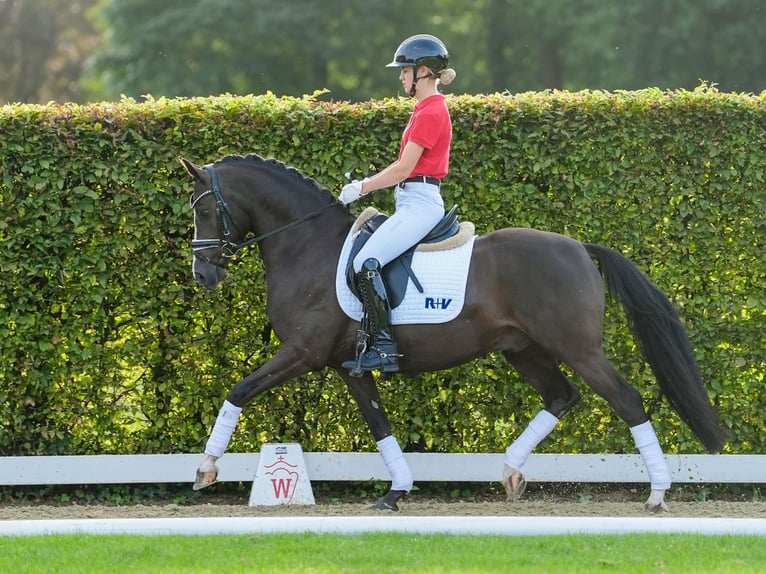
[1,0,766,105]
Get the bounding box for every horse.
[181,153,727,513]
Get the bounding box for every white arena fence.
[1,453,764,486]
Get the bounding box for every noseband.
[190,164,338,266]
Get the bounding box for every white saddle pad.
[335,221,476,325]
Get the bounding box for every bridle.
[190,164,338,266]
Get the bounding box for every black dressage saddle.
[345,205,460,308]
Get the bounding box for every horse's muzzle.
[193,256,227,290]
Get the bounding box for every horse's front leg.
[193,346,312,490]
[193,401,241,490]
[339,370,412,511]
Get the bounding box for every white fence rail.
[1,454,764,486]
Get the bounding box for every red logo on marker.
[265,455,301,502]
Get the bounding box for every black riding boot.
[342,258,400,374]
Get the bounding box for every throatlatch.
[343,258,402,376]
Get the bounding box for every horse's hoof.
[645,500,669,514]
[193,470,218,491]
[372,489,406,511]
[644,489,669,513]
[502,464,527,501]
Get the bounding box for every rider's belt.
[401,176,440,187]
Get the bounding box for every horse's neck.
[258,210,351,277]
[236,163,351,274]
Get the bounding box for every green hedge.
[1,87,764,458]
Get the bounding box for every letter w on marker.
[271,478,293,498]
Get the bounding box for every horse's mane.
[214,154,336,203]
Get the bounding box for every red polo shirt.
[400,94,452,180]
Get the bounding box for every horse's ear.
[179,157,206,183]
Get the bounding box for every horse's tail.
[584,242,728,452]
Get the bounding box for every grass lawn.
[1,532,765,573]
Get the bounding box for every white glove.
[339,180,365,205]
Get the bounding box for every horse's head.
[182,154,344,290]
[181,157,246,290]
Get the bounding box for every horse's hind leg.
[570,352,671,513]
[501,345,581,500]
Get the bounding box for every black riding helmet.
[386,34,450,96]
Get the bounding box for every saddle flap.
[345,206,462,309]
[345,214,410,308]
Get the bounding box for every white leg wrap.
[504,410,559,470]
[377,435,413,492]
[204,400,242,458]
[630,420,672,491]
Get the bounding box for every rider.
[339,34,457,374]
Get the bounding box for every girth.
[345,205,460,308]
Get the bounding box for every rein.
[191,164,339,261]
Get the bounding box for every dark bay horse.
[181,154,727,512]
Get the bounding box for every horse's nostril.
[194,272,213,289]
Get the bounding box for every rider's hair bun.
[438,68,456,86]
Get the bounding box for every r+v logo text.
[425,297,452,310]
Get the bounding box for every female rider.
[339,34,457,374]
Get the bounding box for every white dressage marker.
[249,443,315,506]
